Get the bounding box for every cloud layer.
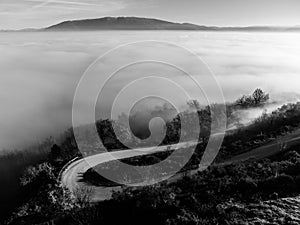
[0,31,300,149]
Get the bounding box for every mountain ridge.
[45,16,212,31]
[3,17,300,32]
[44,17,300,32]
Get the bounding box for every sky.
[1,0,300,30]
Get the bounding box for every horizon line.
[1,16,300,32]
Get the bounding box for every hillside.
[4,100,300,224]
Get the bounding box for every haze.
[1,31,300,149]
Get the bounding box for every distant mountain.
[44,17,300,32]
[45,17,213,31]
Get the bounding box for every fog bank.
[1,31,300,149]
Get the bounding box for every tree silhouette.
[252,88,269,105]
[236,88,269,107]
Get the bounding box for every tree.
[252,88,269,106]
[235,95,253,107]
[235,88,269,107]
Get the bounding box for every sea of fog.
[1,31,300,150]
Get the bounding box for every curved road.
[61,141,197,201]
[61,129,300,202]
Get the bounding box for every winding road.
[61,129,300,202]
[61,141,197,201]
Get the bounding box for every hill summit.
[45,16,212,31]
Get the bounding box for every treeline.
[82,100,300,188]
[47,88,271,163]
[219,102,300,160]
